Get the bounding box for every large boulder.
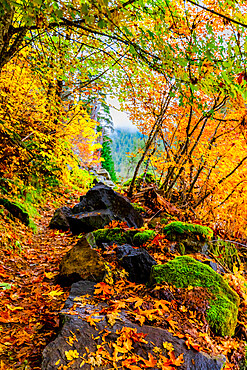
[67,209,114,234]
[115,244,157,284]
[42,281,226,370]
[50,184,143,235]
[49,206,73,231]
[79,183,143,228]
[150,256,240,337]
[56,237,106,286]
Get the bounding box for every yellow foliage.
[0,50,100,195]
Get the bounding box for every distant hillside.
[110,128,146,180]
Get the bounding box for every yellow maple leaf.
[107,312,120,327]
[44,271,56,279]
[48,289,64,298]
[85,315,102,328]
[65,349,79,361]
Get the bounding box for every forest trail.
[0,195,79,370]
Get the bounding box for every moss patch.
[93,227,138,247]
[133,230,156,247]
[162,221,213,253]
[150,256,239,337]
[163,221,213,241]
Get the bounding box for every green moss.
[131,203,146,213]
[133,230,156,247]
[160,218,168,225]
[93,228,138,246]
[150,256,239,337]
[163,221,213,241]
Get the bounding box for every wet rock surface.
[49,206,73,231]
[42,281,226,370]
[115,244,157,284]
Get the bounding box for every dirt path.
[0,196,78,369]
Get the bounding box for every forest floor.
[0,189,246,369]
[0,192,80,369]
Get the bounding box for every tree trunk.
[0,3,27,73]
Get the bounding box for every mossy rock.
[57,237,106,286]
[0,198,29,226]
[162,221,213,253]
[133,230,156,247]
[150,256,240,337]
[93,227,138,247]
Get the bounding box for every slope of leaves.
[0,191,81,369]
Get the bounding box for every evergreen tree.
[101,135,117,182]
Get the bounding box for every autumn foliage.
[0,49,101,196]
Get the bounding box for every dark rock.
[0,198,29,226]
[202,260,225,275]
[50,184,143,235]
[72,197,90,214]
[49,206,73,231]
[115,244,157,284]
[67,209,114,235]
[83,184,143,228]
[42,280,226,370]
[57,237,106,286]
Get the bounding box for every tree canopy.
[1,0,247,235]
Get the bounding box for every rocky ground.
[0,184,247,369]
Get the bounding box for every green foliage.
[68,168,93,192]
[209,239,241,272]
[132,230,156,247]
[150,256,240,336]
[123,172,156,193]
[131,203,146,213]
[160,218,168,225]
[163,221,213,241]
[101,136,117,182]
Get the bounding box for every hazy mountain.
[109,128,146,180]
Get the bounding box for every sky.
[108,97,138,132]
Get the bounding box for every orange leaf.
[141,353,157,368]
[94,282,113,296]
